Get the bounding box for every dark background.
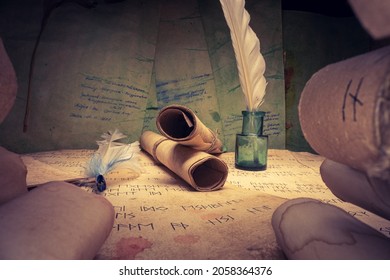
[282,0,354,17]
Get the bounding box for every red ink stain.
[285,121,294,130]
[200,213,221,220]
[174,234,201,245]
[115,237,152,259]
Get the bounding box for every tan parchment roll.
[299,46,390,183]
[156,104,224,154]
[0,182,114,259]
[320,159,390,221]
[348,0,390,39]
[0,147,27,205]
[272,198,390,259]
[140,131,227,191]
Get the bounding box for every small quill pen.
[86,129,140,192]
[219,0,267,111]
[26,129,139,192]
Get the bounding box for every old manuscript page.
[22,150,390,259]
[0,0,285,153]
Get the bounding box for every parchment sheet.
[21,149,390,259]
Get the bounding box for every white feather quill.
[219,0,267,111]
[86,129,140,179]
[26,129,140,192]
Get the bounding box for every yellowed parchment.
[22,149,390,259]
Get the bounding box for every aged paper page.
[1,0,285,153]
[221,151,390,234]
[0,0,160,152]
[22,149,390,259]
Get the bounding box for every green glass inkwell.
[235,110,268,171]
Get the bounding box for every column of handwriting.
[70,73,148,122]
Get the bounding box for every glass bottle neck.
[241,110,265,136]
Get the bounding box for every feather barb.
[86,129,140,177]
[219,0,267,111]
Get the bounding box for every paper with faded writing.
[21,149,390,259]
[0,0,285,153]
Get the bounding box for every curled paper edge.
[140,131,228,191]
[156,104,224,154]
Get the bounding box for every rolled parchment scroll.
[0,182,114,259]
[156,104,224,154]
[0,147,27,205]
[140,131,228,191]
[320,159,390,221]
[348,0,390,39]
[299,46,390,183]
[272,198,390,259]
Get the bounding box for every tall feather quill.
[86,129,140,191]
[219,0,267,111]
